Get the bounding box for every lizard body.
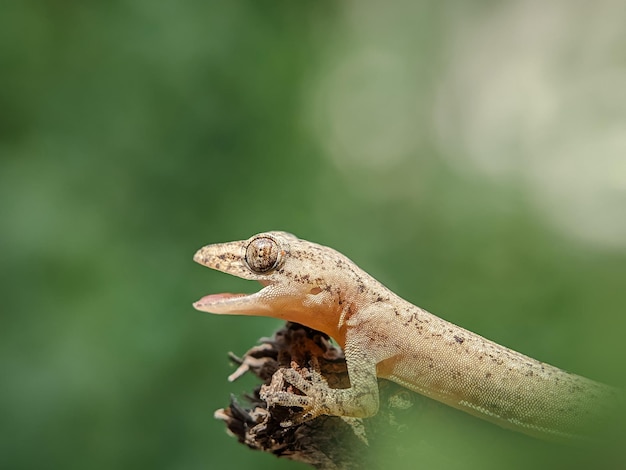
[193,231,618,441]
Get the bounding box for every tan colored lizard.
[193,231,618,442]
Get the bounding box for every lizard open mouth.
[194,292,248,306]
[193,274,275,315]
[193,289,273,315]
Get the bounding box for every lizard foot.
[260,367,339,426]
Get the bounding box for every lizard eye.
[245,237,282,273]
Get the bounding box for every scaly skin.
[193,231,619,441]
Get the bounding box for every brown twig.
[214,322,422,470]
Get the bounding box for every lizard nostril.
[309,287,322,295]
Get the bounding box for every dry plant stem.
[214,323,421,470]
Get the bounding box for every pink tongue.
[196,293,247,304]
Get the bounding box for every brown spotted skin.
[193,231,619,441]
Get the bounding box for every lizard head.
[192,231,352,337]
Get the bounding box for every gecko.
[193,231,619,442]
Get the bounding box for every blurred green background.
[2,1,625,469]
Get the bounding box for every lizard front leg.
[260,340,381,425]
